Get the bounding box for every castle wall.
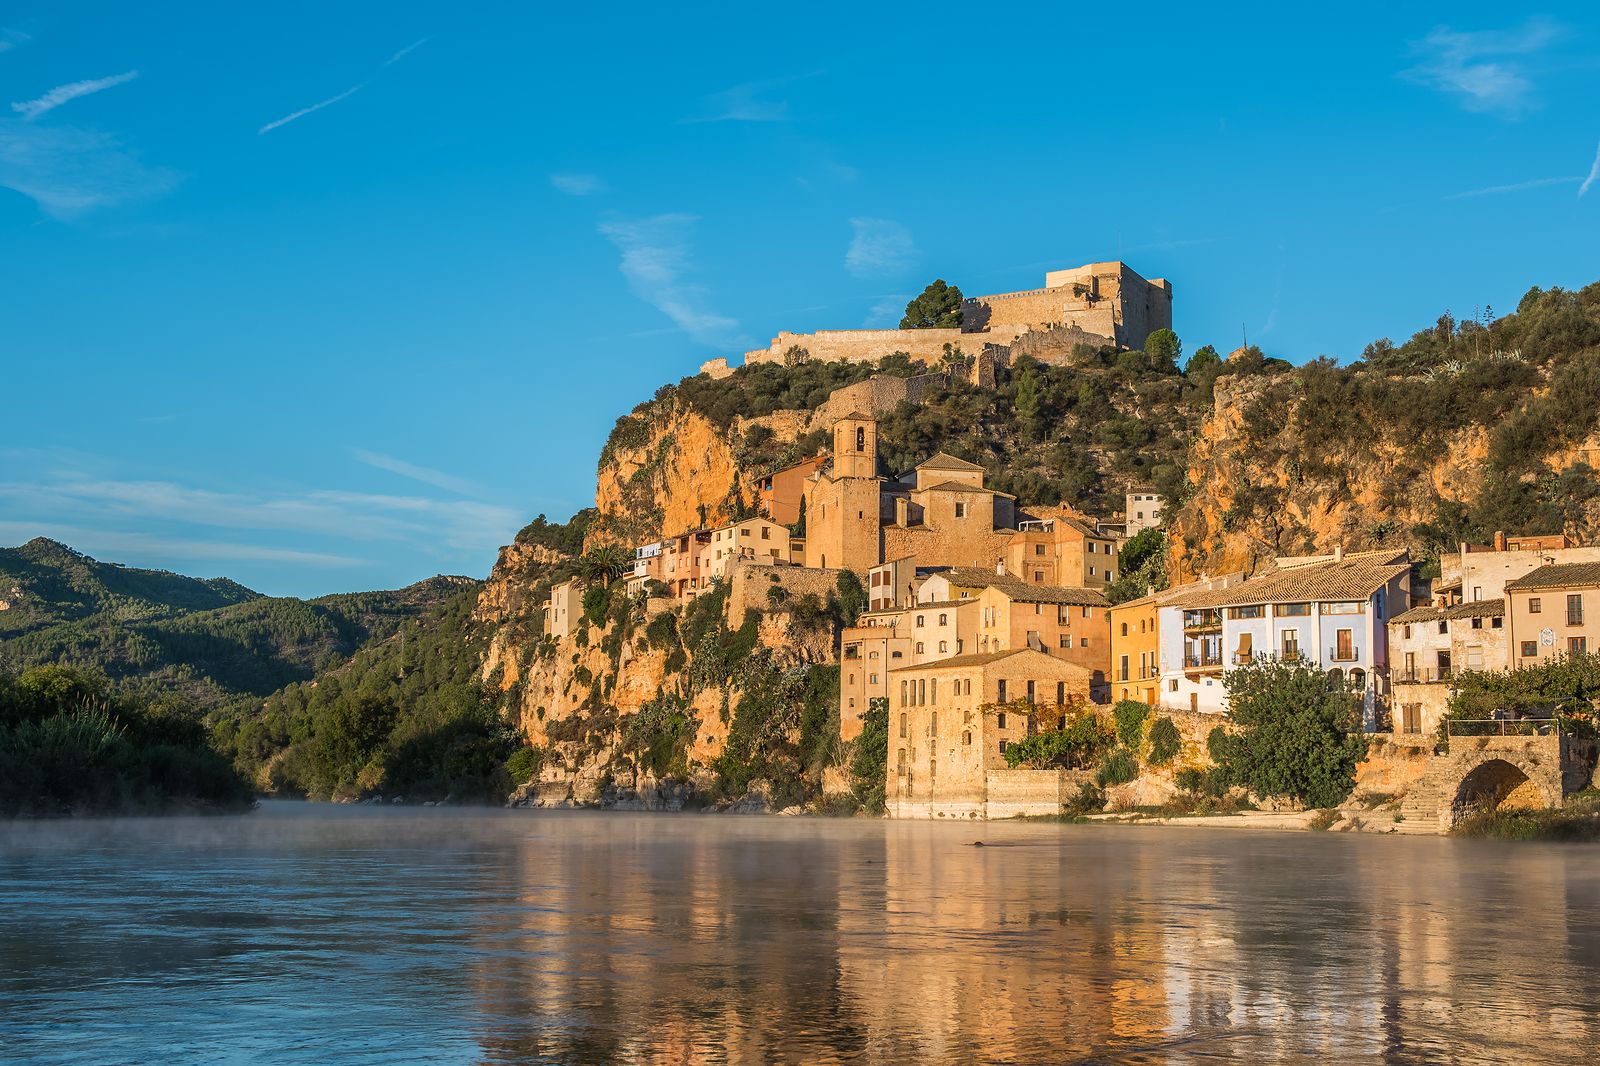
[744,328,972,368]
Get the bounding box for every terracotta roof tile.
[1391,597,1504,624]
[1506,563,1600,591]
[1177,558,1410,610]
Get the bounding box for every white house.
[1163,552,1412,728]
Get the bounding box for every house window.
[1569,594,1584,627]
[1438,620,1448,635]
[963,730,971,746]
[1335,629,1355,661]
[856,426,865,451]
[1033,571,1043,582]
[997,681,1007,703]
[1471,617,1483,629]
[955,503,967,518]
[761,527,770,540]
[938,613,948,625]
[1571,637,1588,655]
[997,712,1007,729]
[1228,606,1265,619]
[898,713,907,738]
[916,642,924,655]
[1492,616,1503,629]
[915,615,925,627]
[938,640,948,653]
[1059,635,1069,648]
[930,681,937,703]
[1121,622,1129,636]
[1403,624,1411,639]
[1282,631,1298,658]
[1119,655,1130,681]
[1056,682,1065,705]
[1089,566,1096,576]
[1529,598,1542,614]
[1522,640,1538,657]
[900,681,907,706]
[869,673,878,684]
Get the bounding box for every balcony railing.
[1184,653,1223,669]
[1393,668,1450,684]
[1327,646,1361,663]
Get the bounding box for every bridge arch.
[1447,754,1562,827]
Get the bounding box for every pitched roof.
[930,567,1109,606]
[1505,562,1600,592]
[1177,558,1410,610]
[889,647,1090,674]
[916,480,1012,497]
[1391,597,1504,624]
[917,451,985,472]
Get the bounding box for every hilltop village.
[487,262,1600,831]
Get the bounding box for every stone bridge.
[1397,732,1593,832]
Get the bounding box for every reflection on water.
[3,802,1599,1064]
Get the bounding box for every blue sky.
[2,3,1598,597]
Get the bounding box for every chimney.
[1494,530,1507,551]
[996,559,1006,575]
[895,497,908,526]
[1333,545,1343,562]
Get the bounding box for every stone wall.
[725,559,845,624]
[1004,324,1115,365]
[744,328,967,367]
[985,768,1096,819]
[883,525,1014,573]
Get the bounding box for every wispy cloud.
[683,74,820,123]
[864,294,910,328]
[1581,141,1600,198]
[845,218,916,278]
[0,119,178,217]
[550,171,604,196]
[12,71,138,121]
[1402,18,1563,116]
[0,28,30,54]
[259,36,428,134]
[0,522,364,568]
[353,449,481,496]
[1445,175,1582,199]
[597,213,739,346]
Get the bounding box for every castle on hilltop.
[700,260,1171,377]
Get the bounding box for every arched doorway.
[1452,758,1550,822]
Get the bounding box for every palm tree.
[581,544,630,589]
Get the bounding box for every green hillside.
[0,538,479,708]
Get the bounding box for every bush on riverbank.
[1213,660,1367,809]
[0,664,253,816]
[1453,790,1600,841]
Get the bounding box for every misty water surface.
[3,802,1600,1064]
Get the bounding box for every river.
[2,801,1599,1064]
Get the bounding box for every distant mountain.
[0,538,479,707]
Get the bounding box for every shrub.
[1175,767,1207,793]
[849,698,889,814]
[1112,700,1148,749]
[1003,708,1114,769]
[1148,716,1181,764]
[1216,659,1367,809]
[1095,747,1138,787]
[1066,782,1106,814]
[504,746,543,785]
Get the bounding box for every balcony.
[1393,668,1449,684]
[1184,652,1223,672]
[1183,612,1222,634]
[1327,646,1361,664]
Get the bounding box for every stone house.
[661,529,713,601]
[751,453,826,527]
[1108,593,1162,706]
[1123,489,1165,537]
[867,554,920,611]
[1003,511,1122,589]
[696,516,795,583]
[801,413,887,574]
[968,581,1109,701]
[1505,562,1600,667]
[887,648,1094,819]
[542,578,581,641]
[1441,532,1600,604]
[1388,598,1506,737]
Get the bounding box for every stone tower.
[832,413,878,480]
